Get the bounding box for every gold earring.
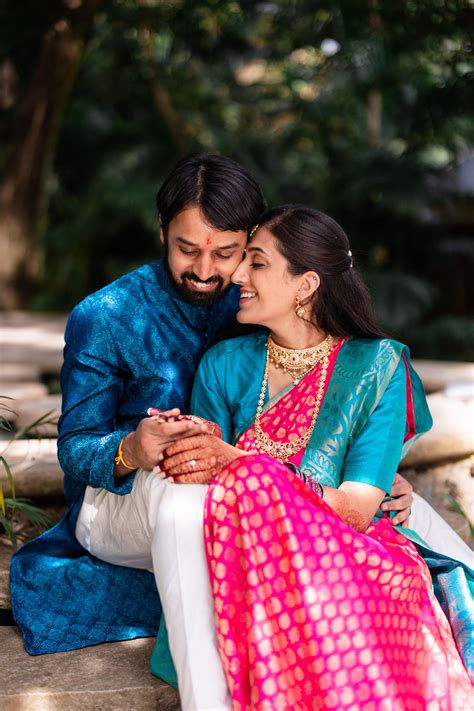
[295,293,306,319]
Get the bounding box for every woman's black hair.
[258,205,385,340]
[156,153,266,235]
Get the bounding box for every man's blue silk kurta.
[10,259,240,655]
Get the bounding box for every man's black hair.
[156,153,266,234]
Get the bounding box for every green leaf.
[14,410,57,440]
[0,511,16,547]
[0,419,14,432]
[0,480,5,516]
[6,498,52,529]
[0,456,15,510]
[443,494,474,538]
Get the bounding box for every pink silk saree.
[203,348,472,710]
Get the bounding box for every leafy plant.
[0,398,55,549]
[444,493,474,539]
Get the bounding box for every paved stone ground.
[402,457,473,546]
[0,627,180,711]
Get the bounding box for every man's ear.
[159,227,165,245]
[299,271,320,300]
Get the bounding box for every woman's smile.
[239,290,257,304]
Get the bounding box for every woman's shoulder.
[336,337,408,378]
[202,331,267,367]
[343,337,407,359]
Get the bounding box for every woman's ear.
[298,272,320,301]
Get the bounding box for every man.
[11,154,264,664]
[10,154,471,708]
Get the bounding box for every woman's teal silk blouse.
[191,333,432,493]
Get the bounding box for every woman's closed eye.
[250,262,265,269]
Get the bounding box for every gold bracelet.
[114,437,136,470]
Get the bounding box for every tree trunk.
[366,0,383,149]
[138,23,189,156]
[0,0,105,309]
[367,89,382,148]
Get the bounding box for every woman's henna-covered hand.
[146,409,222,438]
[162,435,244,484]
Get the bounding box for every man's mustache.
[181,272,223,286]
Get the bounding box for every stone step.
[412,359,474,394]
[0,311,67,377]
[401,393,474,468]
[0,627,180,710]
[12,394,61,437]
[0,381,49,405]
[403,457,474,540]
[0,544,13,609]
[0,439,63,498]
[0,364,43,382]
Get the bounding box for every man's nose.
[193,254,215,282]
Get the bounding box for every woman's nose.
[231,260,248,285]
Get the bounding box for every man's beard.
[174,271,229,306]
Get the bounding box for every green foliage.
[365,271,433,333]
[444,493,474,538]
[1,0,473,357]
[0,400,54,548]
[408,316,474,361]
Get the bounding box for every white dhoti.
[75,470,231,711]
[409,492,474,568]
[75,470,473,711]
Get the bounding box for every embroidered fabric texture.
[10,259,240,655]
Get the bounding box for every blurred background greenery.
[0,0,473,359]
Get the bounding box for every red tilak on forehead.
[206,237,212,246]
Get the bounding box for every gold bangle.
[114,437,136,470]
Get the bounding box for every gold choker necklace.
[253,335,333,462]
[268,334,333,385]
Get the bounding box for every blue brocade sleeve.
[58,301,135,501]
[342,358,407,493]
[190,350,233,444]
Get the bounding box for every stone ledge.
[403,457,474,544]
[12,395,61,437]
[0,545,13,608]
[0,364,43,382]
[0,439,63,498]
[412,359,474,393]
[0,382,49,406]
[401,393,474,468]
[0,627,180,711]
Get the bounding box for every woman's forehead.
[248,227,278,255]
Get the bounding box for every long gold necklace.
[253,335,333,462]
[268,334,333,385]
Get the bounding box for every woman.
[157,206,472,709]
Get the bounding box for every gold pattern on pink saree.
[204,455,472,709]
